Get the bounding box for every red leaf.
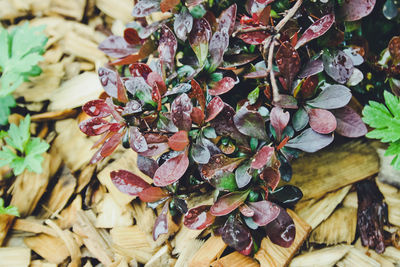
[138,142,169,157]
[332,106,367,137]
[295,14,335,49]
[300,75,319,99]
[217,4,237,35]
[129,63,153,80]
[251,146,274,169]
[276,41,300,89]
[168,131,189,151]
[124,28,141,45]
[308,108,337,134]
[209,30,229,70]
[205,96,224,122]
[147,72,167,95]
[79,117,111,136]
[210,191,250,216]
[239,204,254,217]
[139,187,169,202]
[322,50,354,84]
[83,100,112,118]
[110,170,151,196]
[244,69,269,79]
[158,25,178,70]
[160,0,180,12]
[239,237,253,256]
[174,8,193,41]
[153,152,189,186]
[237,31,270,45]
[100,132,123,158]
[129,126,148,153]
[208,77,235,96]
[338,0,376,22]
[152,83,162,111]
[145,133,169,144]
[248,200,280,226]
[189,79,205,111]
[98,36,138,58]
[132,0,161,17]
[183,205,215,230]
[171,93,193,131]
[270,107,290,141]
[191,107,205,125]
[260,167,281,191]
[153,201,169,241]
[98,67,125,100]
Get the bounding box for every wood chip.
[189,235,227,267]
[54,194,82,229]
[290,141,379,200]
[31,109,78,122]
[95,194,134,228]
[24,234,69,264]
[30,260,58,267]
[48,0,85,20]
[211,252,259,267]
[383,246,400,265]
[96,0,134,23]
[144,245,172,267]
[13,218,57,236]
[336,247,380,267]
[175,239,204,267]
[0,214,15,246]
[290,245,350,267]
[255,210,311,267]
[376,179,400,227]
[0,247,31,267]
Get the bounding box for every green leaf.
[0,198,19,216]
[203,127,217,139]
[0,94,16,125]
[248,87,259,105]
[5,115,31,152]
[385,140,400,170]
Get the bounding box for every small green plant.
[0,23,47,125]
[362,90,400,169]
[0,115,49,175]
[0,197,19,216]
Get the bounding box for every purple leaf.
[184,205,215,230]
[244,69,269,79]
[235,163,252,189]
[139,142,169,157]
[153,201,169,241]
[338,0,376,22]
[158,25,177,70]
[171,93,193,131]
[132,0,161,17]
[98,36,138,58]
[210,191,250,216]
[239,204,255,217]
[260,167,281,191]
[217,4,237,35]
[191,143,211,164]
[153,152,189,186]
[139,21,163,39]
[174,8,193,41]
[189,18,212,66]
[129,63,153,79]
[124,76,152,96]
[233,107,269,140]
[308,109,337,134]
[110,170,151,196]
[79,117,111,136]
[265,207,296,248]
[130,126,148,153]
[222,216,252,251]
[209,30,229,70]
[322,50,354,84]
[295,14,335,49]
[237,31,270,45]
[270,107,290,141]
[83,100,112,118]
[221,53,260,69]
[332,106,367,137]
[137,155,159,178]
[298,75,319,99]
[272,95,298,109]
[200,154,244,182]
[138,187,169,202]
[251,146,274,170]
[298,59,324,79]
[306,84,352,109]
[276,41,301,89]
[248,200,280,226]
[122,100,142,116]
[98,67,124,100]
[205,96,224,122]
[208,77,236,96]
[285,128,333,153]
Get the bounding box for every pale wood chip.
[189,235,226,267]
[24,234,69,264]
[0,247,30,267]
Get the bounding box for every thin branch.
[267,38,281,103]
[275,0,303,32]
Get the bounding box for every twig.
[267,39,281,103]
[275,0,303,32]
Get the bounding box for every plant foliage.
[0,198,19,216]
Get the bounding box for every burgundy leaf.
[171,93,193,131]
[295,14,335,49]
[189,18,212,66]
[150,82,162,111]
[221,53,260,69]
[98,67,124,100]
[298,59,324,79]
[153,201,169,241]
[208,77,236,96]
[168,130,189,151]
[233,107,269,140]
[209,30,229,70]
[110,170,151,196]
[299,75,319,99]
[139,187,169,202]
[248,200,280,226]
[338,0,376,22]
[260,167,281,191]
[137,155,159,178]
[272,94,299,109]
[145,133,169,144]
[158,25,177,70]
[237,31,270,45]
[217,4,237,35]
[308,109,337,134]
[389,36,400,61]
[189,79,205,111]
[306,84,352,109]
[83,100,112,118]
[221,216,252,251]
[164,83,191,97]
[147,72,167,95]
[322,50,354,84]
[270,107,290,141]
[124,76,152,96]
[239,204,255,217]
[98,36,138,58]
[122,100,142,116]
[276,41,300,89]
[130,126,148,153]
[210,191,250,216]
[153,152,189,186]
[251,146,274,169]
[129,63,153,79]
[139,142,170,157]
[160,0,180,12]
[123,28,141,45]
[105,97,124,122]
[265,207,296,248]
[235,161,252,188]
[79,117,111,136]
[332,106,367,137]
[200,154,244,181]
[132,0,161,17]
[191,107,205,125]
[244,69,269,79]
[285,128,333,153]
[184,205,215,230]
[205,96,224,122]
[174,8,193,41]
[100,132,123,158]
[239,237,253,256]
[139,21,162,39]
